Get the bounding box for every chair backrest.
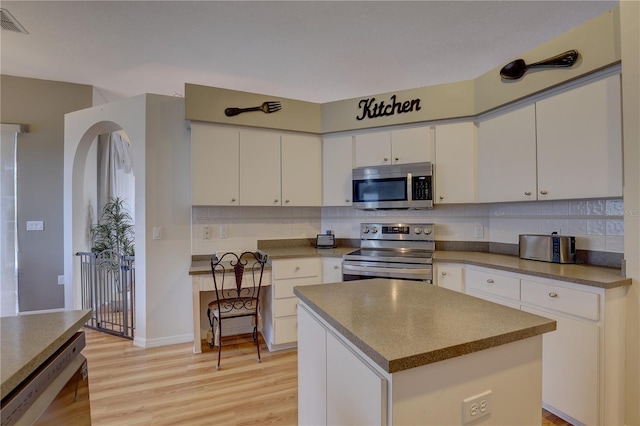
[210,251,268,311]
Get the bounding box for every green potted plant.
[91,197,135,256]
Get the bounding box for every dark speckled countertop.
[189,240,631,290]
[1,310,92,398]
[295,279,556,374]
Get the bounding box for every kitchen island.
[295,279,556,425]
[1,310,92,425]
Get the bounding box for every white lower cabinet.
[434,263,464,292]
[465,266,520,309]
[522,305,599,426]
[298,304,387,426]
[463,265,626,426]
[263,258,322,351]
[326,330,387,426]
[322,257,343,283]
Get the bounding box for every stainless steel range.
[342,223,435,283]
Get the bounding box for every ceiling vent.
[1,8,28,34]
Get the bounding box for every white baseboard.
[134,333,194,348]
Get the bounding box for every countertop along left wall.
[0,75,93,313]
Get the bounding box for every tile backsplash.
[192,198,624,256]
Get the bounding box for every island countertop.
[294,279,556,374]
[1,309,92,398]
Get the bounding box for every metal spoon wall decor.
[500,50,579,80]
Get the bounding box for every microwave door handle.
[407,172,413,203]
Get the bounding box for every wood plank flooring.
[83,328,571,425]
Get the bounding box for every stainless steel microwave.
[352,162,433,210]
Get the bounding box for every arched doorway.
[69,121,136,338]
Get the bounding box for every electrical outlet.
[57,275,65,285]
[474,224,484,238]
[462,390,492,423]
[219,226,228,239]
[202,226,211,240]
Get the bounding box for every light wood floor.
[83,328,571,425]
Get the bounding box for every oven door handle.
[342,264,432,276]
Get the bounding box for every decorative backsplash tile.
[192,198,624,256]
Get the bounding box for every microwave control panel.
[412,176,431,200]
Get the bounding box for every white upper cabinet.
[239,129,282,206]
[389,127,432,164]
[281,133,322,206]
[354,130,391,167]
[477,104,537,203]
[354,126,431,167]
[191,123,240,206]
[434,122,477,204]
[322,135,353,206]
[535,74,622,200]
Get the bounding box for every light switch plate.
[27,221,44,231]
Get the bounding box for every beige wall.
[620,1,640,424]
[0,75,92,312]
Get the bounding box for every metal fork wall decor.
[224,100,282,117]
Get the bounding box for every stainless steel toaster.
[519,233,576,264]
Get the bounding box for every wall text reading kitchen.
[356,95,421,121]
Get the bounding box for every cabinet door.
[435,264,464,293]
[354,131,391,167]
[536,74,622,200]
[191,123,240,205]
[322,257,343,283]
[282,133,322,206]
[434,122,477,204]
[322,135,353,206]
[327,332,387,425]
[298,305,327,426]
[522,306,598,426]
[390,127,432,164]
[239,129,281,206]
[477,104,537,202]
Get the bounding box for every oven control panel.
[361,223,434,240]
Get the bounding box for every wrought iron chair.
[206,251,268,370]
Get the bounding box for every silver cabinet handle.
[395,157,399,161]
[383,158,389,162]
[439,196,444,200]
[441,271,447,276]
[345,199,350,203]
[285,200,290,204]
[295,266,300,271]
[549,292,558,298]
[333,265,340,269]
[524,192,531,196]
[540,190,548,195]
[274,199,279,203]
[486,279,494,283]
[231,198,236,203]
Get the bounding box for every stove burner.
[343,223,435,283]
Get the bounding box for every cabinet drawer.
[274,317,298,345]
[273,297,299,318]
[521,280,599,321]
[274,276,323,299]
[466,268,520,301]
[436,264,464,293]
[273,258,322,280]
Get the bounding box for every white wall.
[64,94,192,348]
[620,1,640,424]
[192,206,321,254]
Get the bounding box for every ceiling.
[0,1,619,104]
